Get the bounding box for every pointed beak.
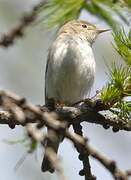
[95,29,111,34]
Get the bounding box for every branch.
[0,89,130,179]
[0,89,131,132]
[73,123,96,180]
[0,0,47,47]
[27,109,129,180]
[65,132,128,180]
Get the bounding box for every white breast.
[45,34,96,104]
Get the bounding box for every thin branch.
[45,148,67,180]
[27,124,67,180]
[0,0,47,47]
[65,131,128,180]
[73,123,96,180]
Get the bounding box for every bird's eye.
[82,24,87,28]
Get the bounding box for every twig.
[27,124,67,180]
[65,132,128,180]
[45,148,67,180]
[0,0,47,47]
[73,123,95,180]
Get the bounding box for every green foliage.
[101,62,131,120]
[85,1,118,29]
[100,25,131,120]
[112,100,131,120]
[85,0,130,29]
[3,138,27,145]
[27,139,38,153]
[37,0,130,29]
[101,64,131,102]
[37,0,86,27]
[101,85,121,103]
[3,136,38,153]
[3,137,38,170]
[113,28,131,65]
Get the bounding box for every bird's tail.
[41,129,62,173]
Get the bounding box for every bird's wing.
[44,52,50,104]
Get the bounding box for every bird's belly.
[49,58,95,104]
[46,39,96,105]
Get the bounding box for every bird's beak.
[95,29,111,34]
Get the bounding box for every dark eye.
[82,24,87,28]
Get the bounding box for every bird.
[41,19,110,172]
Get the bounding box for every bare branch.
[65,131,128,180]
[73,123,96,180]
[45,148,67,180]
[0,0,47,47]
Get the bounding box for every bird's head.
[58,20,110,44]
